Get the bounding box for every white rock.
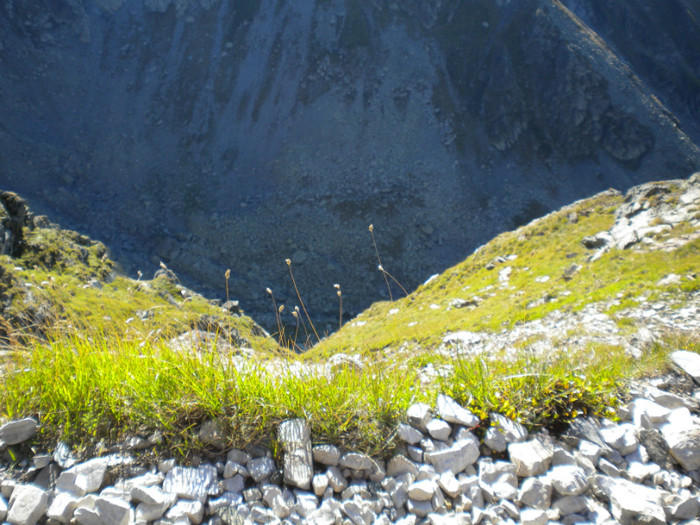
[577,439,603,464]
[131,484,170,506]
[663,492,700,520]
[292,490,318,517]
[427,419,452,441]
[490,413,528,443]
[478,459,518,501]
[0,418,39,445]
[483,427,507,453]
[599,423,639,455]
[222,460,247,479]
[660,420,700,471]
[162,465,219,501]
[398,423,424,445]
[408,479,437,501]
[312,473,329,497]
[279,419,313,490]
[226,448,251,466]
[46,491,80,522]
[427,434,480,474]
[207,492,243,515]
[339,452,374,470]
[1,479,16,499]
[220,474,245,493]
[508,437,554,477]
[552,495,587,516]
[436,395,480,428]
[0,495,6,522]
[438,472,462,498]
[326,466,348,492]
[73,506,102,525]
[518,477,552,509]
[629,398,671,428]
[247,457,276,483]
[7,484,48,525]
[520,507,548,525]
[166,499,205,524]
[407,497,433,518]
[548,465,588,496]
[671,350,700,383]
[312,444,340,466]
[387,455,419,477]
[56,457,111,496]
[95,496,132,525]
[407,403,433,432]
[608,478,666,525]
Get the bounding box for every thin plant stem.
[286,259,320,343]
[369,224,393,301]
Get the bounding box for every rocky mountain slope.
[1,0,699,327]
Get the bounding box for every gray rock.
[660,420,700,471]
[508,437,554,477]
[548,465,588,496]
[436,395,480,428]
[387,455,419,477]
[0,418,39,446]
[426,434,480,474]
[279,419,313,490]
[312,444,340,466]
[326,466,348,492]
[599,423,639,456]
[199,419,227,448]
[520,507,548,525]
[478,459,518,501]
[490,413,528,443]
[95,496,132,525]
[339,452,374,471]
[166,498,205,524]
[56,457,111,496]
[426,419,452,441]
[162,465,219,501]
[483,427,507,453]
[608,478,666,525]
[247,457,276,483]
[671,350,700,383]
[552,495,587,516]
[0,495,6,522]
[7,484,48,525]
[227,449,252,466]
[398,423,424,445]
[408,479,437,501]
[46,491,80,522]
[407,403,433,433]
[518,477,552,509]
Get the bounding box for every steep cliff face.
[1,0,699,327]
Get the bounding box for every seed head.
[225,269,231,279]
[368,224,374,232]
[278,305,284,313]
[378,264,384,272]
[333,283,340,290]
[292,311,299,318]
[337,290,342,297]
[285,258,291,266]
[266,287,273,295]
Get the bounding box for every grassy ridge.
[0,183,698,459]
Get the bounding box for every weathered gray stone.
[478,459,518,501]
[483,427,507,453]
[548,465,588,496]
[162,465,219,501]
[436,395,480,428]
[408,479,437,502]
[387,455,419,477]
[46,491,80,522]
[426,419,452,441]
[427,434,480,474]
[518,477,552,509]
[312,444,340,466]
[608,478,666,525]
[599,423,639,455]
[56,457,112,497]
[671,350,700,383]
[339,452,374,471]
[95,496,132,525]
[508,437,554,477]
[247,457,276,483]
[7,484,48,525]
[0,495,7,522]
[166,498,205,524]
[326,466,348,492]
[407,403,433,432]
[437,471,462,499]
[490,413,528,443]
[552,495,587,516]
[73,506,102,525]
[663,492,700,520]
[398,423,424,445]
[198,419,226,448]
[629,398,671,428]
[520,507,548,525]
[279,419,313,490]
[226,448,251,466]
[0,418,39,446]
[660,420,700,471]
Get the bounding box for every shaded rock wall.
[1,0,698,328]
